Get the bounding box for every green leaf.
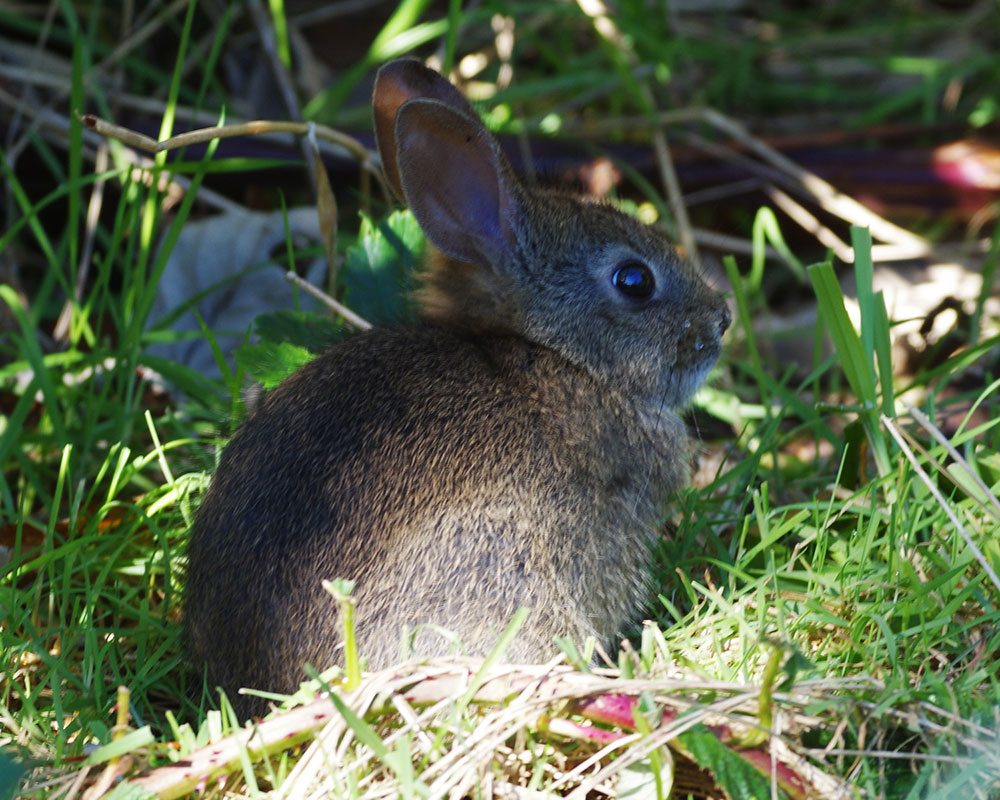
[236,341,315,390]
[304,0,434,119]
[807,261,875,405]
[84,727,155,765]
[677,726,789,800]
[0,750,30,800]
[808,259,891,477]
[328,692,389,759]
[253,310,345,353]
[341,209,424,326]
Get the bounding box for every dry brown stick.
[284,271,372,331]
[700,108,929,253]
[649,129,699,262]
[129,697,340,799]
[82,109,389,211]
[127,663,744,799]
[692,228,782,260]
[764,184,854,261]
[0,61,381,188]
[79,114,352,160]
[0,84,242,214]
[80,114,382,188]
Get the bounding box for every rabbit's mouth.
[669,344,722,405]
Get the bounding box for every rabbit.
[184,58,731,720]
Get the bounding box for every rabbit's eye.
[612,262,655,299]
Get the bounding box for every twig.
[765,184,853,262]
[692,228,782,260]
[558,105,933,262]
[80,114,372,166]
[284,271,372,331]
[699,108,929,253]
[87,661,895,799]
[0,84,243,215]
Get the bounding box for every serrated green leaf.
[235,341,315,389]
[341,209,424,326]
[678,726,789,800]
[253,310,345,353]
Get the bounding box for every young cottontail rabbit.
[185,59,730,718]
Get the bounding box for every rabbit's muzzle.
[679,296,731,365]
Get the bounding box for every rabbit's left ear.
[373,59,480,202]
[393,97,520,268]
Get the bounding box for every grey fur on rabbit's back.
[184,59,730,718]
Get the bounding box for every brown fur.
[184,60,730,719]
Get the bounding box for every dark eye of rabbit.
[612,261,655,300]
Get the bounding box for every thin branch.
[284,271,372,331]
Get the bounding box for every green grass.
[2,1,1000,798]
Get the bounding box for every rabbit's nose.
[718,303,732,335]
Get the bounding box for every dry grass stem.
[882,414,1000,593]
[284,271,372,331]
[110,660,890,799]
[905,404,1000,521]
[0,83,242,213]
[80,114,377,175]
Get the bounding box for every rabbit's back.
[185,327,687,713]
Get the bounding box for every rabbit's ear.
[395,98,519,267]
[373,60,479,202]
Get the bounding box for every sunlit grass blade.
[807,258,891,477]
